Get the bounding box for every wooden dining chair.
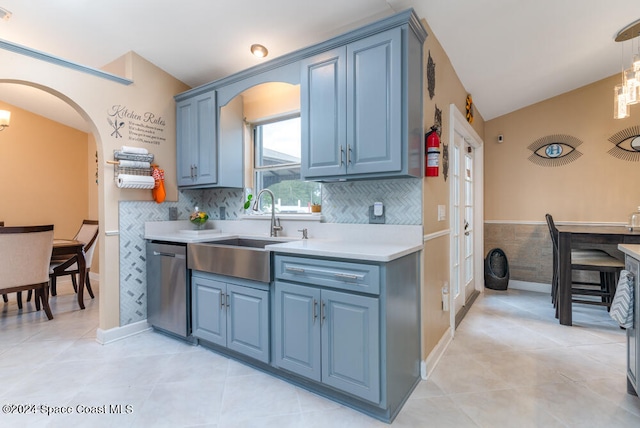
[0,221,6,304]
[0,225,55,319]
[545,214,624,311]
[50,220,99,298]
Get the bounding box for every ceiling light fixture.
[250,44,268,58]
[0,7,12,21]
[0,110,11,131]
[614,18,640,119]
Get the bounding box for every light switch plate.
[369,205,385,224]
[438,205,446,221]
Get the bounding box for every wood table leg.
[558,232,572,326]
[76,248,86,310]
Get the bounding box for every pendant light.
[614,19,640,119]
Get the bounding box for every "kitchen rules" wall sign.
[107,104,167,146]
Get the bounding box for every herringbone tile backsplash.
[119,178,422,324]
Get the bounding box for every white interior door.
[451,138,463,314]
[463,146,475,301]
[449,104,484,329]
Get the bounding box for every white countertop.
[145,220,423,262]
[619,244,640,260]
[264,239,423,262]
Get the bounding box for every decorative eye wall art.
[607,126,640,161]
[527,134,583,167]
[427,50,436,100]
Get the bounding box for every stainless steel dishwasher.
[146,241,194,342]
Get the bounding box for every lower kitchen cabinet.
[624,254,639,396]
[192,272,269,363]
[272,253,420,422]
[274,281,380,403]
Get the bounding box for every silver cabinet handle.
[347,144,352,165]
[225,292,230,308]
[312,298,317,323]
[339,145,344,167]
[220,292,225,309]
[320,300,326,326]
[286,266,305,273]
[335,272,359,280]
[193,164,198,179]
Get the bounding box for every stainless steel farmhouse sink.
[187,238,284,283]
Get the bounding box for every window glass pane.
[255,117,301,167]
[252,115,320,214]
[255,170,321,214]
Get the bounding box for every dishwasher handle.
[153,251,186,259]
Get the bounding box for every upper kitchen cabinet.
[301,12,426,181]
[176,90,218,187]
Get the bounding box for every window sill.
[240,213,323,222]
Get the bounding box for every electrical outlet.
[369,205,385,224]
[168,207,178,221]
[220,206,226,220]
[442,282,450,312]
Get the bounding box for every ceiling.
[1,0,639,132]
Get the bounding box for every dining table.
[556,224,640,326]
[52,239,87,310]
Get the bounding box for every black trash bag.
[484,248,510,290]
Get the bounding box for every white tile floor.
[1,281,640,427]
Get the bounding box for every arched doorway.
[0,80,103,322]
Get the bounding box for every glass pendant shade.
[615,83,630,119]
[625,67,640,105]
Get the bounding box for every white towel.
[119,160,151,169]
[610,270,634,329]
[121,145,149,155]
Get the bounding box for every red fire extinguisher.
[425,126,440,177]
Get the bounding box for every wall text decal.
[107,104,167,146]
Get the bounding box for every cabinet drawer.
[274,255,379,295]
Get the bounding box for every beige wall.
[485,74,640,223]
[420,18,485,358]
[0,101,100,273]
[0,101,89,238]
[2,50,189,330]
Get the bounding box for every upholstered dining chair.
[0,225,55,319]
[50,220,99,298]
[545,214,624,312]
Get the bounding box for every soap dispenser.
[629,206,640,231]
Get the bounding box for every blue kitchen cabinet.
[301,23,424,181]
[176,90,218,187]
[624,254,639,396]
[273,252,420,421]
[192,272,270,363]
[274,280,380,403]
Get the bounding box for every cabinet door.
[626,256,639,393]
[176,98,197,186]
[301,47,347,179]
[176,91,217,187]
[346,27,402,175]
[274,281,321,381]
[226,283,270,363]
[191,276,226,346]
[321,289,380,403]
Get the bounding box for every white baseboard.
[96,320,151,345]
[507,280,551,294]
[421,326,453,380]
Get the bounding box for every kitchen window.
[253,115,321,214]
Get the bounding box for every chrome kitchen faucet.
[252,189,283,237]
